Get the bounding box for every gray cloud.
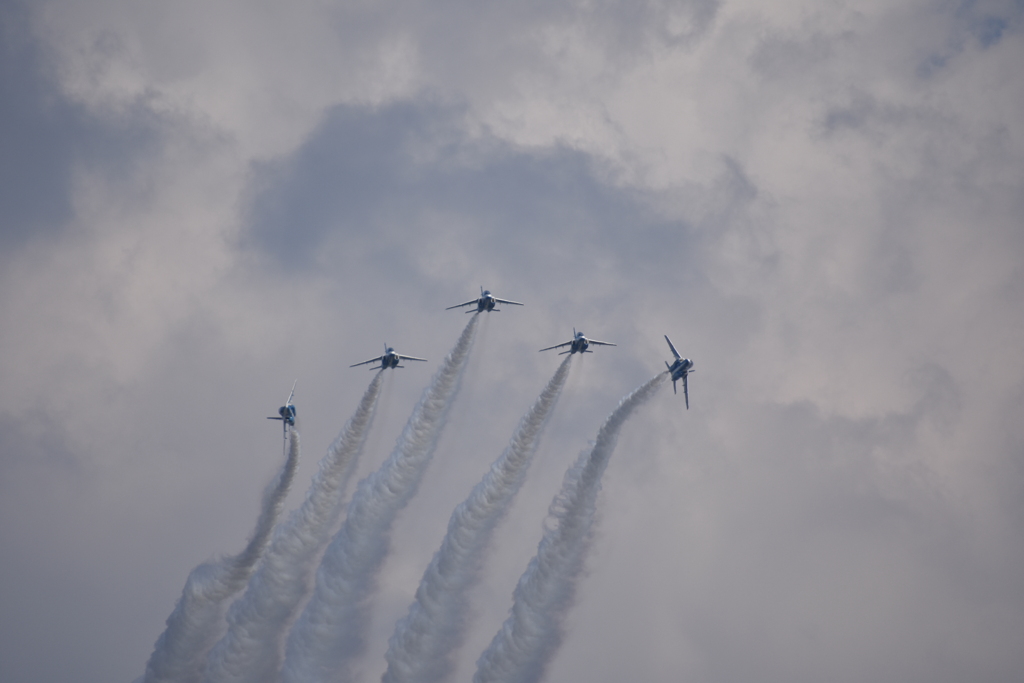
[242,99,699,282]
[0,2,166,251]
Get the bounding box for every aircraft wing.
[683,373,689,409]
[588,339,617,347]
[446,299,479,310]
[493,298,524,306]
[350,356,383,368]
[664,335,681,360]
[267,416,284,420]
[397,354,428,362]
[539,340,572,352]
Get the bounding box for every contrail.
[281,314,480,683]
[473,372,667,683]
[201,372,386,683]
[141,428,302,683]
[383,355,573,683]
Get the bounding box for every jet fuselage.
[381,348,401,369]
[477,291,497,312]
[278,404,297,426]
[570,334,590,354]
[668,357,693,382]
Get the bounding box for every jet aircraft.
[267,380,298,432]
[664,335,695,408]
[539,328,616,355]
[350,344,428,370]
[446,287,524,313]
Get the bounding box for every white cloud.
[1,0,1022,681]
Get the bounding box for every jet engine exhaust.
[472,372,667,683]
[280,314,480,683]
[383,354,573,683]
[201,371,387,683]
[141,428,302,683]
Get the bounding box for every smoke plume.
[383,355,573,683]
[280,314,479,683]
[201,372,386,683]
[141,428,302,683]
[473,373,667,683]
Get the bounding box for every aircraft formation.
[269,287,697,423]
[150,285,696,683]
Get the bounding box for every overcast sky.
[1,1,1023,682]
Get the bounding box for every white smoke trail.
[201,372,386,683]
[382,355,573,683]
[281,315,480,683]
[141,428,302,683]
[473,372,667,683]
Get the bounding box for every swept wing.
[665,335,681,360]
[539,340,573,352]
[445,299,480,310]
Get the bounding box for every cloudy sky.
[2,0,1023,681]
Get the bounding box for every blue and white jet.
[540,328,616,355]
[267,380,298,432]
[350,344,428,370]
[664,335,695,408]
[446,287,524,313]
